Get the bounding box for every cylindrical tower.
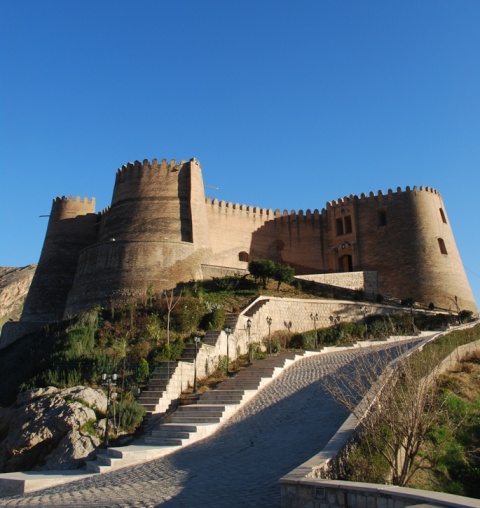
[21,196,97,323]
[354,186,476,312]
[64,158,212,316]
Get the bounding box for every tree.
[273,263,295,290]
[324,344,448,486]
[248,259,276,288]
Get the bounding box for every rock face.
[0,265,36,325]
[0,386,107,472]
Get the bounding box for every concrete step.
[199,397,244,404]
[85,462,113,474]
[150,429,192,439]
[139,390,165,396]
[177,404,226,412]
[143,436,185,446]
[170,416,222,424]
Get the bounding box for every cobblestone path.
[0,341,418,508]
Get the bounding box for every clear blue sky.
[1,1,479,306]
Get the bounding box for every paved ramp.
[0,340,421,507]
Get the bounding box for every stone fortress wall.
[16,157,477,330]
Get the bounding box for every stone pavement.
[0,340,421,508]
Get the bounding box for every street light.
[102,372,118,447]
[362,306,368,340]
[266,317,273,354]
[310,313,319,348]
[193,336,201,393]
[224,326,232,375]
[247,318,252,363]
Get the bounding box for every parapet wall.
[296,272,378,296]
[205,198,325,273]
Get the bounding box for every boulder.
[0,386,107,472]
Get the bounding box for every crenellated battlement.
[327,185,441,208]
[53,195,95,205]
[205,197,321,223]
[50,195,96,220]
[114,157,199,184]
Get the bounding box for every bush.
[114,399,146,433]
[290,331,316,349]
[201,307,226,330]
[153,338,185,362]
[171,297,206,334]
[248,342,264,360]
[136,358,150,385]
[459,310,473,323]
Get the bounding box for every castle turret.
[344,186,476,312]
[64,158,212,315]
[21,196,97,323]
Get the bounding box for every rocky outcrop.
[0,265,36,325]
[0,386,107,472]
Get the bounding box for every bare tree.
[324,343,447,486]
[163,288,182,349]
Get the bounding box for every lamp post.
[193,336,201,393]
[362,306,368,340]
[224,326,232,375]
[247,318,252,363]
[266,317,272,354]
[310,313,319,348]
[102,372,117,448]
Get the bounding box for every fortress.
[13,157,478,330]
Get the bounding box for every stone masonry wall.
[296,272,378,295]
[238,296,397,348]
[280,479,480,508]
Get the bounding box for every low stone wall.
[296,271,378,295]
[279,325,480,508]
[280,479,480,508]
[239,296,399,347]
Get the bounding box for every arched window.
[239,251,249,262]
[438,238,448,255]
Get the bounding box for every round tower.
[354,187,476,312]
[64,158,212,315]
[21,196,97,323]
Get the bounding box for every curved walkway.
[0,340,420,508]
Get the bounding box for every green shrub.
[201,307,226,330]
[136,358,150,385]
[248,342,264,360]
[154,338,185,362]
[80,418,98,436]
[171,297,206,333]
[290,331,316,349]
[114,399,146,433]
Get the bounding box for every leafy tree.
[273,263,295,290]
[248,259,276,288]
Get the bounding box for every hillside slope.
[0,265,36,327]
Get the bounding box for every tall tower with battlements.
[63,158,212,316]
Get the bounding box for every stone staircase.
[136,314,240,416]
[86,350,317,474]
